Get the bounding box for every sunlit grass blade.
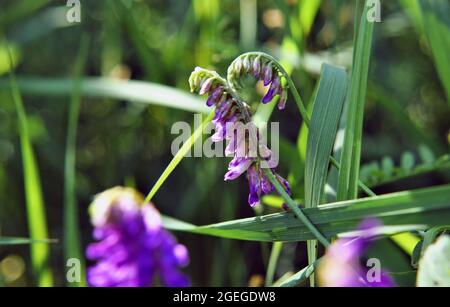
[337,0,375,200]
[0,77,209,114]
[163,184,450,242]
[305,64,348,285]
[145,112,214,203]
[0,237,56,246]
[63,35,89,287]
[8,50,53,286]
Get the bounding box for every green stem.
[263,168,330,248]
[265,242,283,286]
[145,112,215,203]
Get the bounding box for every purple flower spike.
[199,77,214,95]
[252,56,261,78]
[278,90,287,110]
[262,88,276,104]
[224,157,253,181]
[225,130,238,156]
[275,173,291,195]
[260,172,274,194]
[247,166,262,206]
[262,76,281,104]
[211,120,227,142]
[86,187,190,287]
[262,64,273,86]
[213,98,232,122]
[206,86,223,107]
[318,218,395,287]
[242,56,251,72]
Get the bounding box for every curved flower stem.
[233,52,375,197]
[231,52,310,126]
[263,168,330,248]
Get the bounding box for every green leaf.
[9,51,53,286]
[63,35,89,287]
[0,77,209,114]
[401,151,415,172]
[305,64,347,209]
[337,0,375,200]
[360,152,450,188]
[304,63,347,285]
[163,184,450,242]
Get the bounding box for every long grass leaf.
[163,184,450,242]
[0,237,56,246]
[9,50,53,286]
[63,35,89,287]
[0,77,209,114]
[304,64,348,284]
[337,0,375,200]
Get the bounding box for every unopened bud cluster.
[227,54,288,110]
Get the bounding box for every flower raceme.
[189,57,290,207]
[86,187,189,287]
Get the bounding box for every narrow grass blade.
[145,112,214,203]
[265,242,283,286]
[163,184,450,242]
[0,77,209,114]
[337,0,375,200]
[63,35,89,287]
[418,0,450,103]
[304,64,348,284]
[239,0,257,50]
[0,237,56,246]
[8,51,53,286]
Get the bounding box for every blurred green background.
[0,0,448,286]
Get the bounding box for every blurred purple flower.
[86,187,189,287]
[318,218,395,287]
